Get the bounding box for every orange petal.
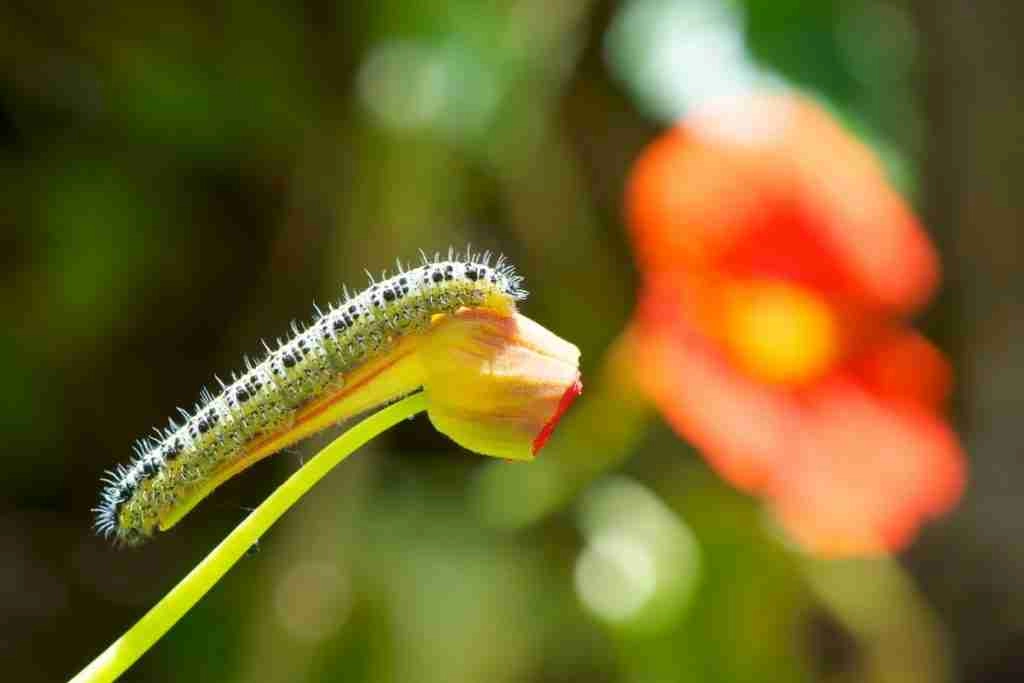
[767,377,965,556]
[626,92,940,313]
[627,130,751,271]
[632,308,797,492]
[780,97,940,313]
[849,328,954,412]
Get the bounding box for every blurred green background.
[2,1,1022,681]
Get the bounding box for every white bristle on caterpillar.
[95,249,526,545]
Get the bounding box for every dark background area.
[1,1,1021,681]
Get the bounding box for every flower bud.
[417,308,582,461]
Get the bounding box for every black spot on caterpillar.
[95,249,526,545]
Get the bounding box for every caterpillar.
[95,249,526,546]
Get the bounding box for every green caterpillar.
[95,250,525,545]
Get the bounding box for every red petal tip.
[532,376,583,456]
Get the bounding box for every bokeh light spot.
[574,477,700,631]
[605,0,778,122]
[575,531,657,623]
[357,39,500,142]
[272,561,352,643]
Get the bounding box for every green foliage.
[0,2,964,682]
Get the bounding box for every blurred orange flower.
[625,93,965,555]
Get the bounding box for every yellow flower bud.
[417,308,583,461]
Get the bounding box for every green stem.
[803,556,953,683]
[70,392,429,683]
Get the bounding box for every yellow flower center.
[722,280,839,385]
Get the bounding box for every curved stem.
[803,556,953,683]
[70,392,429,683]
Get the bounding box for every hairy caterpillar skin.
[95,250,525,545]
